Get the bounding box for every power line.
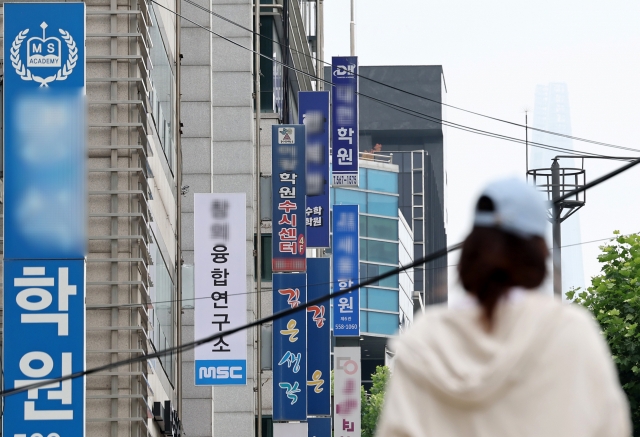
[180,0,640,155]
[154,1,631,161]
[3,157,640,398]
[93,226,632,311]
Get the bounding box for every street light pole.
[350,0,355,56]
[254,0,262,435]
[551,159,562,298]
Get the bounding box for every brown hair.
[458,225,548,328]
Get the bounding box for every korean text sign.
[306,258,331,415]
[3,3,87,259]
[334,347,361,437]
[4,260,86,437]
[299,91,330,248]
[194,193,247,385]
[273,273,307,421]
[332,205,360,337]
[331,56,359,187]
[272,125,307,272]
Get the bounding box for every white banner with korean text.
[334,346,361,436]
[194,193,247,385]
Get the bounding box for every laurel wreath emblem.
[10,28,78,87]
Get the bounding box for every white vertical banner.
[334,347,361,436]
[194,193,247,385]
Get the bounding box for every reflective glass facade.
[331,165,403,337]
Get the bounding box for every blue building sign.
[4,259,86,437]
[299,91,330,248]
[332,205,360,337]
[272,125,307,272]
[3,2,87,260]
[306,258,331,415]
[273,273,307,421]
[331,56,358,187]
[3,4,86,436]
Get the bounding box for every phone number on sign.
[334,324,358,330]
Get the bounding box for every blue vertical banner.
[272,125,307,272]
[306,258,331,415]
[4,260,86,437]
[3,4,86,437]
[308,417,332,437]
[332,205,360,336]
[331,56,359,187]
[273,273,308,421]
[299,91,330,248]
[4,2,87,259]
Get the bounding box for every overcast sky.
[324,0,640,294]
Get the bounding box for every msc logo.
[199,365,243,380]
[10,22,78,87]
[333,64,356,77]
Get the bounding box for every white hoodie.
[376,290,631,437]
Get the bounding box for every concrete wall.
[180,0,256,433]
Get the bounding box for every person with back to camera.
[375,177,631,437]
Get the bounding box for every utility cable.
[153,1,631,161]
[180,0,640,155]
[2,155,640,398]
[91,225,635,311]
[0,243,460,398]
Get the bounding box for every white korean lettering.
[14,352,74,420]
[16,267,72,335]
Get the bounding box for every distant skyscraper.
[531,83,586,293]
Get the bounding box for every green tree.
[567,231,640,435]
[361,366,391,437]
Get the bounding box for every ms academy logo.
[10,21,78,87]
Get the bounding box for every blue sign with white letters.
[331,56,359,187]
[307,258,331,415]
[4,259,86,437]
[299,92,330,248]
[195,360,247,385]
[272,125,307,272]
[3,5,86,436]
[273,273,307,421]
[332,205,360,336]
[3,2,86,260]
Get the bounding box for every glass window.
[367,193,398,217]
[378,264,399,288]
[360,263,399,288]
[359,167,367,190]
[360,311,368,332]
[366,311,398,336]
[364,288,399,312]
[366,216,398,241]
[149,238,175,382]
[361,239,398,264]
[150,6,176,171]
[360,287,368,308]
[255,234,272,281]
[367,169,398,194]
[334,189,367,212]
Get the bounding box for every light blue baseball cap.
[473,177,548,238]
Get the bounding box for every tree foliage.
[567,231,640,434]
[361,366,391,437]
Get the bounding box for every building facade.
[357,65,448,308]
[331,156,414,389]
[179,0,319,436]
[1,1,183,436]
